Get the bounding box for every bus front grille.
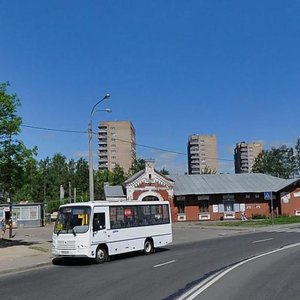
[57,240,76,250]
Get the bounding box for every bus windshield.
[54,206,91,235]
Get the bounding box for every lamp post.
[88,93,111,201]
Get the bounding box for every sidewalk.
[0,224,54,275]
[1,222,299,275]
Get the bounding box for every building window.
[224,201,234,212]
[178,201,185,214]
[142,196,159,201]
[199,200,209,213]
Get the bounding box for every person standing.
[1,218,6,239]
[241,211,247,221]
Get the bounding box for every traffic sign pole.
[264,192,274,226]
[270,192,274,226]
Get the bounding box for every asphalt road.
[1,230,300,300]
[194,241,300,300]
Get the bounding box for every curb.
[0,261,52,276]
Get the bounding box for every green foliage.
[38,154,90,205]
[251,214,266,219]
[159,167,170,175]
[94,164,127,200]
[129,158,145,175]
[252,143,299,178]
[0,82,21,137]
[94,169,110,200]
[201,166,217,174]
[295,138,300,177]
[207,216,300,227]
[0,82,37,199]
[0,83,151,207]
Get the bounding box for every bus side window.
[93,213,106,231]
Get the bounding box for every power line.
[21,124,87,134]
[21,124,234,162]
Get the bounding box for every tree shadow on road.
[0,238,38,249]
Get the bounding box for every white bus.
[52,201,172,263]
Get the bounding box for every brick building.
[104,161,300,222]
[104,160,176,220]
[169,173,300,221]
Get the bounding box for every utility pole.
[74,188,77,203]
[88,93,111,202]
[7,197,12,238]
[69,182,72,203]
[60,185,65,203]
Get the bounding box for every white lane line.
[153,260,176,268]
[252,238,274,244]
[178,242,300,300]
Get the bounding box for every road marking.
[252,238,273,243]
[177,242,300,300]
[153,260,176,268]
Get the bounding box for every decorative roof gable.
[125,161,174,189]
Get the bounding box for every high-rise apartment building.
[234,141,263,173]
[187,134,218,174]
[98,121,136,173]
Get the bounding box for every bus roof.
[59,201,170,209]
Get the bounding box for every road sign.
[264,191,272,200]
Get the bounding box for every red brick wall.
[280,187,300,216]
[173,193,274,221]
[128,182,176,221]
[185,206,199,221]
[132,189,170,201]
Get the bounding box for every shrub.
[252,214,266,219]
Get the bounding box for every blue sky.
[1,0,299,174]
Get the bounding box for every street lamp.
[88,93,111,202]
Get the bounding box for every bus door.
[91,207,109,244]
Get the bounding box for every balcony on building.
[189,139,199,145]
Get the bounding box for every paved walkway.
[0,225,54,275]
[1,222,300,275]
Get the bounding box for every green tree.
[94,169,110,200]
[294,138,300,177]
[13,146,40,202]
[94,165,127,200]
[110,164,127,185]
[73,158,89,202]
[252,145,297,178]
[0,82,36,201]
[37,154,90,210]
[159,167,170,175]
[129,158,145,175]
[201,166,217,174]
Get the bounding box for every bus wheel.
[143,238,154,255]
[95,246,108,264]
